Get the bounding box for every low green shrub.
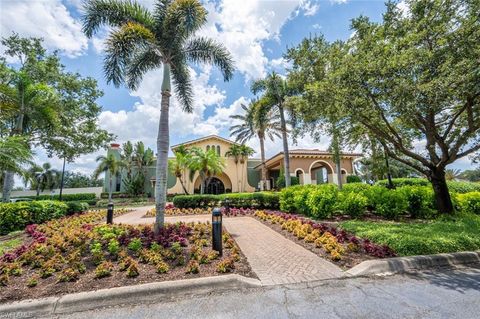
[341,183,371,194]
[172,192,279,209]
[337,192,368,218]
[293,185,317,215]
[11,193,96,202]
[279,185,304,212]
[457,192,480,215]
[306,184,339,219]
[363,186,390,210]
[346,175,362,183]
[0,201,68,235]
[374,190,408,219]
[66,201,90,215]
[397,186,436,218]
[376,178,430,187]
[447,181,480,194]
[100,192,130,199]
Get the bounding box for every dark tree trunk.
[429,168,454,214]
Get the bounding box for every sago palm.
[93,154,124,203]
[230,99,281,190]
[251,72,294,187]
[82,0,234,233]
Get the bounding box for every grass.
[340,214,480,256]
[0,231,23,255]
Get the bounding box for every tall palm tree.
[239,144,255,192]
[251,72,294,187]
[26,163,60,197]
[230,99,282,190]
[225,144,242,192]
[189,147,225,194]
[169,149,190,194]
[93,154,124,203]
[82,0,234,233]
[120,141,134,179]
[0,136,33,182]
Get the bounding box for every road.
[50,267,480,319]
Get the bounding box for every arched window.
[217,145,221,156]
[206,145,210,151]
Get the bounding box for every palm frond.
[126,45,162,90]
[185,37,234,81]
[82,0,154,38]
[163,0,207,40]
[170,57,193,112]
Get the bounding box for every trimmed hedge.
[0,201,69,235]
[346,175,362,183]
[447,181,480,194]
[376,178,480,194]
[11,193,96,202]
[173,192,280,209]
[100,192,131,199]
[457,192,480,215]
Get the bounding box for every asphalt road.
[51,266,480,319]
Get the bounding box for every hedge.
[65,201,90,215]
[173,192,280,209]
[11,193,97,202]
[457,192,480,215]
[0,201,68,235]
[376,178,480,194]
[100,192,131,199]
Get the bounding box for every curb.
[0,274,262,318]
[347,251,480,277]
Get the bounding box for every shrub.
[337,192,367,218]
[341,183,371,194]
[447,181,480,194]
[346,175,362,183]
[397,186,436,218]
[173,192,279,209]
[12,193,97,202]
[376,178,429,187]
[293,185,317,215]
[363,186,390,210]
[0,201,68,235]
[275,175,300,189]
[306,184,339,219]
[100,192,130,199]
[66,201,90,215]
[374,190,408,219]
[279,185,304,212]
[457,192,480,215]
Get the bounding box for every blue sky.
[0,0,475,179]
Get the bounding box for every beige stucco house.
[104,135,362,196]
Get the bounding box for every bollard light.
[107,202,114,224]
[212,207,223,256]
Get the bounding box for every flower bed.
[0,209,252,302]
[143,206,255,218]
[254,210,396,268]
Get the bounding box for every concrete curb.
[0,274,262,318]
[347,251,480,276]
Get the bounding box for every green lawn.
[340,214,480,256]
[0,231,23,255]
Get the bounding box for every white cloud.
[300,1,319,16]
[0,0,88,58]
[312,23,322,30]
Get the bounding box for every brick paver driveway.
[115,207,345,285]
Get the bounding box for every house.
[103,135,362,196]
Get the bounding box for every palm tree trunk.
[259,135,267,190]
[179,177,189,195]
[154,64,171,234]
[278,104,291,187]
[36,184,40,197]
[2,172,14,201]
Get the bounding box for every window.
[217,145,221,156]
[206,145,210,151]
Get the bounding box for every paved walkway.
[114,207,345,285]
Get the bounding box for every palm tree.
[445,169,462,181]
[120,141,134,179]
[0,137,33,199]
[82,0,234,233]
[225,144,242,192]
[93,154,123,203]
[169,149,190,194]
[230,99,282,190]
[251,72,294,187]
[26,163,60,197]
[189,147,225,194]
[239,144,255,192]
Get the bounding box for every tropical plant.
[93,154,124,203]
[0,35,113,201]
[224,144,242,192]
[82,0,234,233]
[239,144,255,192]
[0,137,33,194]
[25,163,60,197]
[188,147,225,194]
[169,148,191,194]
[251,72,294,187]
[445,169,462,181]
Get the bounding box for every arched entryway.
[309,160,334,184]
[205,177,225,195]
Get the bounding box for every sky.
[0,0,476,183]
